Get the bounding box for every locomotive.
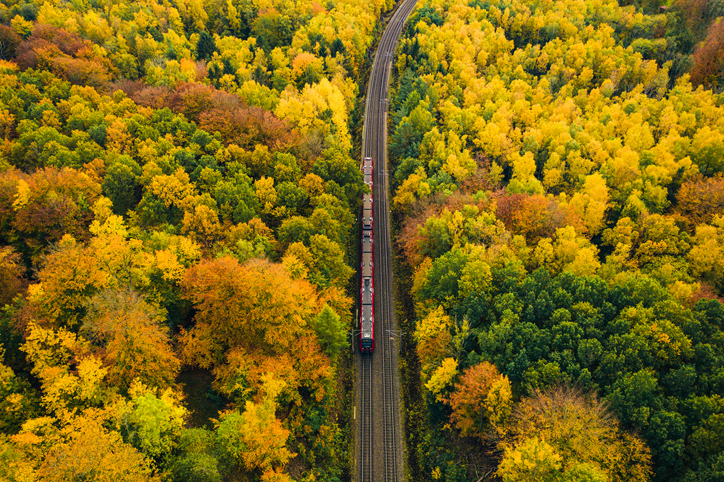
[360,156,375,353]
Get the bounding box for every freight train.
[360,156,375,353]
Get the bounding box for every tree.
[181,204,222,249]
[285,235,353,289]
[216,379,293,473]
[312,148,365,207]
[171,451,223,482]
[498,436,562,482]
[533,226,600,276]
[691,126,724,176]
[196,32,217,60]
[495,193,583,246]
[0,344,38,433]
[306,234,353,288]
[568,173,610,236]
[278,216,315,248]
[33,412,158,482]
[115,382,187,466]
[689,217,724,294]
[146,168,199,214]
[82,289,181,391]
[0,247,27,307]
[170,428,223,482]
[0,25,21,60]
[690,19,724,90]
[291,52,323,88]
[311,304,346,359]
[20,322,110,415]
[275,81,352,153]
[446,361,508,437]
[30,234,108,329]
[179,255,336,413]
[275,181,308,215]
[507,387,652,482]
[676,175,724,227]
[425,357,459,402]
[8,168,101,261]
[103,156,142,216]
[181,257,318,356]
[414,306,453,382]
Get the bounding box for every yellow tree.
[82,289,181,391]
[688,215,724,292]
[532,226,600,276]
[180,257,318,359]
[16,409,158,482]
[414,306,453,382]
[181,204,223,249]
[20,323,108,415]
[216,378,294,475]
[274,78,352,152]
[504,386,652,482]
[147,168,199,213]
[568,172,611,236]
[497,437,563,482]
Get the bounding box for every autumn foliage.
[502,387,652,482]
[675,175,724,227]
[126,82,299,151]
[82,289,181,390]
[690,19,724,89]
[179,257,334,407]
[2,0,724,478]
[494,192,585,244]
[0,246,26,305]
[0,0,379,479]
[446,362,512,438]
[180,257,318,358]
[16,24,113,88]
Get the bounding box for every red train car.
[360,157,375,353]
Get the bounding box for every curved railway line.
[357,0,418,481]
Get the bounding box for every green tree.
[116,384,187,467]
[170,428,223,482]
[196,31,217,60]
[103,156,142,216]
[311,304,346,359]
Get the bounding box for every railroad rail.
[357,0,418,481]
[359,355,373,482]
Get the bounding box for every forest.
[389,0,724,480]
[0,0,397,480]
[1,0,724,480]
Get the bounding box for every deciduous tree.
[506,387,652,482]
[82,289,181,391]
[216,378,293,473]
[0,247,27,306]
[446,361,508,437]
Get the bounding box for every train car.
[360,157,375,353]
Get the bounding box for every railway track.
[359,355,373,482]
[357,0,418,481]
